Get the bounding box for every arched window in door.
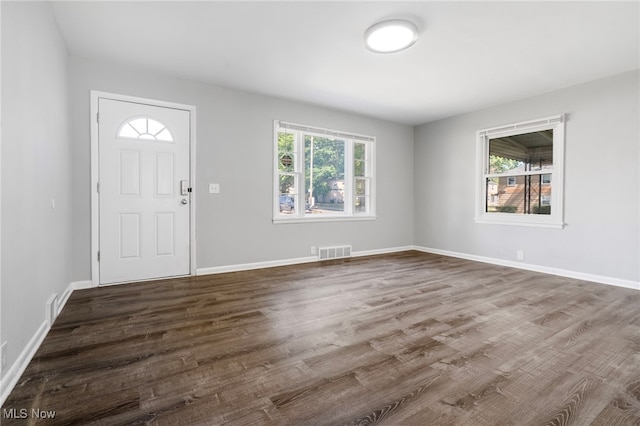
[117,117,173,142]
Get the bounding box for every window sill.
[273,215,377,225]
[475,215,565,229]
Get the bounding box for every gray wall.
[1,1,72,373]
[69,56,416,281]
[414,71,640,282]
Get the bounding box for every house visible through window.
[274,121,375,221]
[476,115,565,228]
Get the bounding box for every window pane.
[279,153,294,172]
[355,196,368,213]
[129,118,147,134]
[355,178,367,196]
[118,123,139,139]
[279,174,295,193]
[278,132,295,172]
[118,118,174,142]
[155,128,174,142]
[305,136,345,215]
[488,130,553,174]
[278,132,294,153]
[354,143,366,177]
[355,178,369,213]
[147,119,165,135]
[486,175,551,214]
[278,174,297,215]
[534,186,552,215]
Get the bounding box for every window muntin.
[476,115,565,228]
[274,121,375,221]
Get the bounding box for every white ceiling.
[51,1,639,125]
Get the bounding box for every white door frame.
[90,91,197,286]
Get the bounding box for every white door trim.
[90,91,197,286]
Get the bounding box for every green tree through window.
[305,136,344,209]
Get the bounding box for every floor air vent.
[318,245,352,261]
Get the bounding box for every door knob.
[181,198,188,205]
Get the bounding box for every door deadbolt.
[180,180,189,196]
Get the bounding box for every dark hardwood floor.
[2,251,640,425]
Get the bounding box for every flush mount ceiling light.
[364,19,419,53]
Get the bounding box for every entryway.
[91,92,195,285]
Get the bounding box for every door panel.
[119,213,140,259]
[99,98,191,284]
[155,213,175,256]
[118,151,141,196]
[155,153,174,197]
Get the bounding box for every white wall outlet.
[517,250,525,261]
[311,246,316,255]
[1,342,7,369]
[209,183,220,194]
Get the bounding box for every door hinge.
[97,182,100,193]
[97,251,100,262]
[96,112,100,124]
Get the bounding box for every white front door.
[98,98,191,284]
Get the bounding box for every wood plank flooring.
[2,251,639,425]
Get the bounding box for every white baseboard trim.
[57,280,92,316]
[414,246,640,291]
[197,256,318,276]
[0,320,48,406]
[352,245,416,258]
[196,246,416,276]
[0,280,92,406]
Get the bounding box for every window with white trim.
[274,121,375,222]
[475,115,565,228]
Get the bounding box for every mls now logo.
[3,408,56,419]
[3,408,28,419]
[31,409,57,419]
